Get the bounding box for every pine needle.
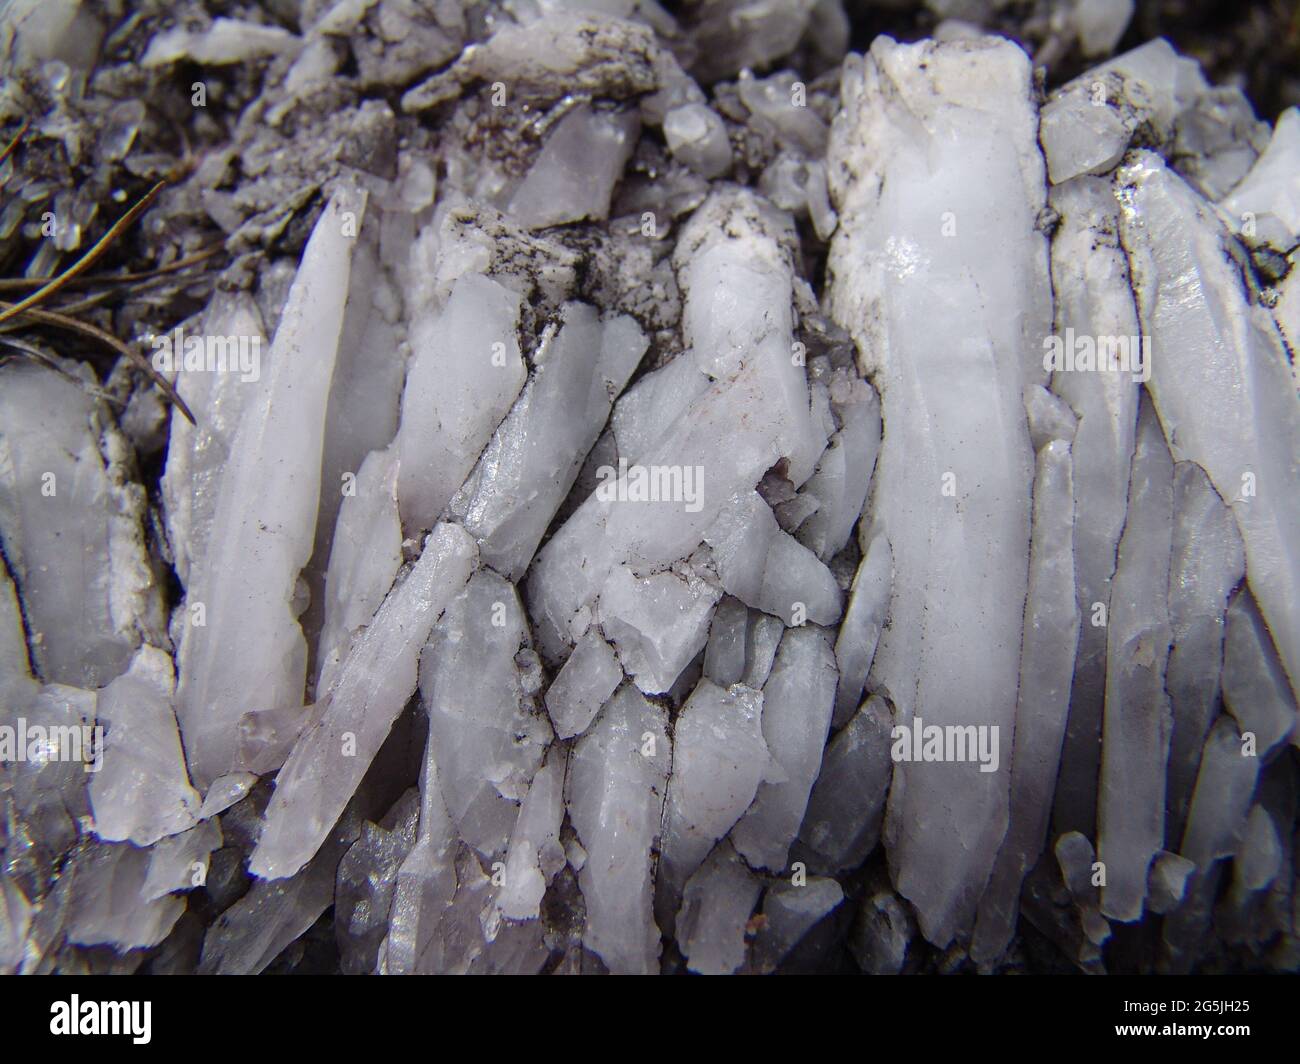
[0,243,225,294]
[0,180,167,327]
[0,119,29,167]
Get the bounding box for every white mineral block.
[1024,384,1080,452]
[175,184,366,788]
[799,694,894,874]
[1165,461,1245,838]
[395,272,527,533]
[795,380,880,560]
[89,645,199,847]
[676,842,761,975]
[141,818,223,901]
[731,626,837,872]
[738,69,830,157]
[420,569,551,858]
[1092,39,1209,135]
[498,751,567,921]
[1098,399,1174,923]
[1120,151,1300,704]
[973,436,1079,961]
[597,564,720,694]
[611,353,711,464]
[1221,588,1297,756]
[65,843,184,951]
[750,877,844,974]
[204,807,363,974]
[143,17,301,66]
[1072,0,1134,58]
[303,217,408,664]
[544,627,623,740]
[832,531,891,725]
[659,679,768,921]
[199,772,256,819]
[1273,257,1299,355]
[336,792,419,974]
[0,550,36,709]
[316,446,403,695]
[160,290,268,589]
[1048,174,1140,839]
[828,36,1047,945]
[566,684,670,974]
[850,889,912,975]
[460,305,646,579]
[0,361,162,689]
[0,877,32,975]
[1220,107,1300,250]
[705,491,841,626]
[380,738,458,975]
[5,683,96,862]
[1162,715,1260,967]
[508,103,639,229]
[250,523,476,880]
[663,103,732,179]
[1146,850,1196,914]
[703,595,749,687]
[742,610,785,689]
[1233,805,1282,892]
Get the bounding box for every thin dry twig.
[0,180,167,327]
[0,119,29,167]
[0,243,226,294]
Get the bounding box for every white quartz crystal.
[597,564,720,694]
[798,694,894,874]
[458,306,646,579]
[705,491,842,626]
[89,645,199,847]
[1220,107,1300,250]
[663,103,732,179]
[676,842,762,975]
[828,36,1048,946]
[175,184,367,788]
[973,431,1079,961]
[420,569,551,858]
[750,876,844,974]
[1048,173,1140,840]
[508,103,639,229]
[1221,588,1297,756]
[315,447,404,695]
[832,531,891,725]
[250,523,476,880]
[1120,152,1300,704]
[498,751,566,921]
[566,684,670,974]
[0,362,164,689]
[1165,461,1244,839]
[395,273,527,534]
[731,625,837,872]
[1098,400,1174,923]
[544,627,623,739]
[659,679,769,922]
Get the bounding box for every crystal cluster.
[0,0,1297,974]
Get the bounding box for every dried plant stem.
[0,180,167,327]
